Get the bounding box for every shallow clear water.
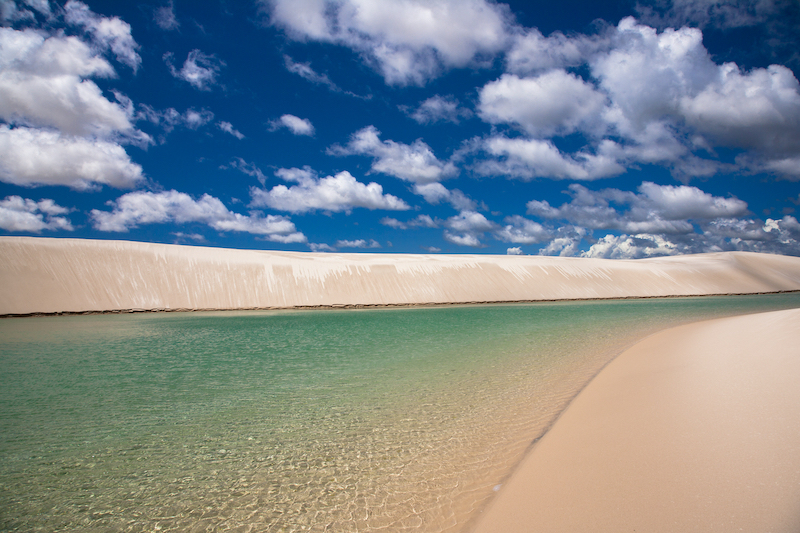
[1,294,799,532]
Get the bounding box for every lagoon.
[2,294,799,532]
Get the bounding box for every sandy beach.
[2,237,800,316]
[3,237,800,532]
[472,307,800,532]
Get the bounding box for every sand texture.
[2,237,800,315]
[472,307,800,532]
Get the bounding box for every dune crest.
[2,237,800,315]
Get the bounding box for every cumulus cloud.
[0,27,141,139]
[0,195,74,232]
[477,137,625,180]
[164,49,224,90]
[270,114,315,136]
[577,215,800,258]
[0,125,144,190]
[335,238,381,249]
[527,181,748,234]
[91,190,306,242]
[64,1,141,72]
[380,214,439,230]
[410,182,478,211]
[331,126,457,184]
[249,167,410,214]
[506,28,607,75]
[495,215,551,244]
[262,0,513,85]
[538,235,583,257]
[443,210,496,247]
[591,17,800,171]
[472,16,800,181]
[0,20,151,189]
[479,71,606,137]
[309,242,337,252]
[582,233,680,259]
[506,246,523,255]
[406,95,472,124]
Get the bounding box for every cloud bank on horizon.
[1,0,799,258]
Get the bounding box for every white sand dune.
[472,307,800,533]
[2,237,800,315]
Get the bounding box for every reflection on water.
[1,294,799,532]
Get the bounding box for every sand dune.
[472,307,800,532]
[2,237,800,315]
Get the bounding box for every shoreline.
[3,289,799,319]
[471,307,800,532]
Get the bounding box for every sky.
[1,0,799,258]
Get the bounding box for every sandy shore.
[2,237,800,315]
[472,307,800,533]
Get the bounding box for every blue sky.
[1,0,799,257]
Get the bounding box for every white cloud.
[538,235,582,257]
[380,217,406,229]
[0,125,144,189]
[380,214,439,230]
[678,63,800,155]
[331,126,457,183]
[250,168,410,214]
[410,182,477,211]
[0,195,74,232]
[1,0,48,22]
[137,106,214,135]
[526,181,747,234]
[590,17,800,169]
[64,1,141,72]
[217,121,244,139]
[495,215,551,244]
[582,233,680,259]
[335,238,381,248]
[164,49,224,90]
[763,155,800,179]
[154,2,179,30]
[225,158,267,185]
[263,0,513,85]
[271,114,315,136]
[91,190,307,242]
[506,28,606,75]
[443,210,496,247]
[479,71,606,137]
[309,242,337,252]
[283,55,342,91]
[407,95,472,124]
[506,246,522,255]
[469,16,800,180]
[410,214,438,228]
[0,27,142,140]
[478,137,624,180]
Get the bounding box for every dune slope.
[2,237,800,315]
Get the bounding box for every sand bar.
[2,237,800,315]
[472,307,800,532]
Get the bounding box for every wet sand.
[472,307,800,533]
[2,237,800,316]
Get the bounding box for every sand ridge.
[2,237,800,315]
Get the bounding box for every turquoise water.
[1,294,799,532]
